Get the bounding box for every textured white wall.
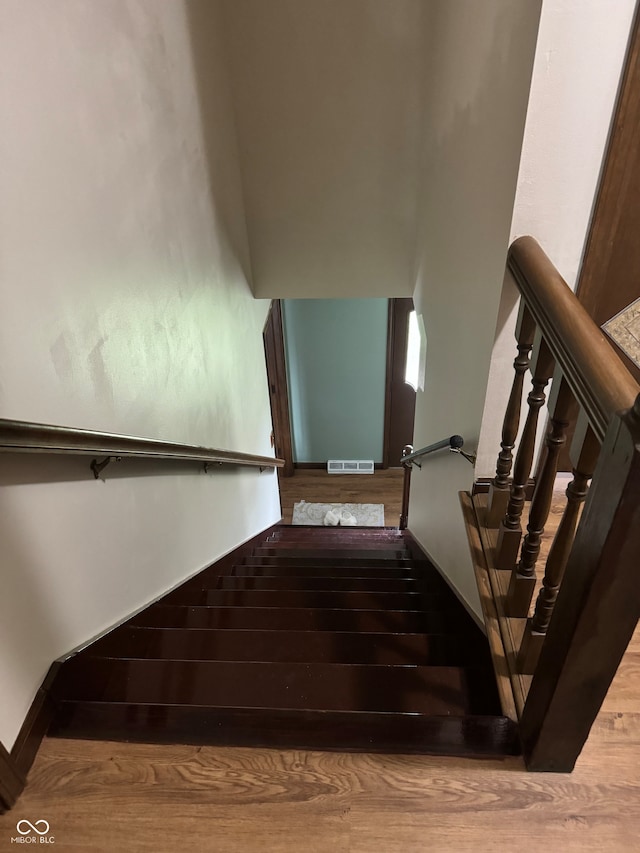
[0,0,280,750]
[407,0,542,616]
[221,0,426,299]
[476,0,637,476]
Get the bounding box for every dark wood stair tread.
[226,563,419,579]
[217,576,425,592]
[87,627,476,666]
[162,589,424,610]
[162,575,444,604]
[254,547,410,560]
[269,527,402,538]
[54,658,482,715]
[246,555,413,567]
[260,541,409,551]
[132,605,466,633]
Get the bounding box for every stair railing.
[472,235,640,771]
[400,435,475,529]
[0,418,283,479]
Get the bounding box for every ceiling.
[221,0,429,299]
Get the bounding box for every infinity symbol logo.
[16,820,50,836]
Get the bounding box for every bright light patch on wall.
[405,310,426,391]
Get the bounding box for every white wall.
[221,0,425,299]
[0,0,280,750]
[476,0,636,475]
[407,0,542,615]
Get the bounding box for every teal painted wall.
[282,299,388,462]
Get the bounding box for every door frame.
[382,297,416,468]
[263,300,295,477]
[552,5,640,473]
[575,2,640,382]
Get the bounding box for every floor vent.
[327,460,375,475]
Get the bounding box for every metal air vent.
[327,459,375,474]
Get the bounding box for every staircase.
[48,526,518,757]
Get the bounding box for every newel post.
[520,396,640,772]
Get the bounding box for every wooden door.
[263,301,294,477]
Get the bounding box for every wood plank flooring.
[278,468,404,526]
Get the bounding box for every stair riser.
[216,576,425,592]
[132,606,468,633]
[260,541,408,551]
[216,564,419,580]
[53,658,472,714]
[254,548,410,560]
[161,590,426,610]
[161,575,443,603]
[245,556,413,568]
[86,628,475,666]
[49,704,520,756]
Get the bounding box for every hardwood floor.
[2,480,638,852]
[278,468,405,526]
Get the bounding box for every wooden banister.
[0,418,284,472]
[508,237,639,440]
[462,235,640,772]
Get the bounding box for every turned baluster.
[506,376,575,616]
[517,421,600,672]
[486,303,536,527]
[495,336,555,570]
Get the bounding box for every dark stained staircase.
[48,526,519,757]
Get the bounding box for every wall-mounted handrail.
[0,418,284,473]
[508,237,639,442]
[401,435,473,468]
[399,435,474,530]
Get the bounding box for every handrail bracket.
[91,455,122,481]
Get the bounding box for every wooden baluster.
[517,420,600,672]
[486,304,536,527]
[506,375,575,615]
[495,336,555,570]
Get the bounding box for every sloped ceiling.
[221,0,428,299]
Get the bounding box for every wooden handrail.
[508,236,640,442]
[0,418,284,470]
[469,235,640,771]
